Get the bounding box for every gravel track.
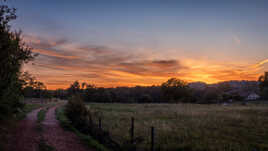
[42,106,90,151]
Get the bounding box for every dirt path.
[42,106,90,151]
[7,108,42,151]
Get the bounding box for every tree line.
[64,74,268,104]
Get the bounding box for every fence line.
[91,116,157,151]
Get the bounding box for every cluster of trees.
[67,81,163,103]
[17,73,267,105]
[20,72,52,98]
[64,74,268,104]
[64,79,242,104]
[20,72,69,100]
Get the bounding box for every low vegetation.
[36,107,49,132]
[56,106,109,151]
[87,102,268,151]
[37,108,48,123]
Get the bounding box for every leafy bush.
[65,95,121,151]
[65,95,92,131]
[56,107,110,151]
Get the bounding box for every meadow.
[87,102,268,151]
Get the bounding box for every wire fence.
[91,116,157,151]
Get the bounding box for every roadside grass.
[87,102,268,151]
[55,107,109,151]
[37,108,49,123]
[24,103,43,113]
[36,107,49,132]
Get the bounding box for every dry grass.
[87,102,268,151]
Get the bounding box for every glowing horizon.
[8,1,267,90]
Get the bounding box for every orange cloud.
[23,35,268,89]
[251,59,268,69]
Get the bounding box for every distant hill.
[189,80,259,98]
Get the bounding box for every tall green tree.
[0,2,34,119]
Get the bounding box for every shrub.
[65,95,92,132]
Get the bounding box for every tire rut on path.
[7,108,42,151]
[42,106,90,151]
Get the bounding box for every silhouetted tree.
[67,81,82,96]
[0,2,34,120]
[161,78,190,102]
[20,72,48,98]
[259,72,268,99]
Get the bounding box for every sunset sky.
[7,0,268,89]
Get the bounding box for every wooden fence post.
[99,117,102,130]
[131,117,134,144]
[151,126,155,151]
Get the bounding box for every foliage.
[161,78,190,102]
[259,72,268,99]
[65,95,121,151]
[36,108,48,132]
[0,2,34,120]
[201,87,221,103]
[56,107,110,151]
[37,108,48,123]
[67,81,82,96]
[64,78,262,104]
[65,95,92,130]
[20,72,51,98]
[66,81,163,103]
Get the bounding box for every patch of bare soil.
[7,108,42,151]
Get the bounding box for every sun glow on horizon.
[23,54,267,90]
[15,0,268,90]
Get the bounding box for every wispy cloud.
[23,34,68,50]
[251,59,268,68]
[23,35,267,89]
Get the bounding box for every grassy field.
[87,102,268,151]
